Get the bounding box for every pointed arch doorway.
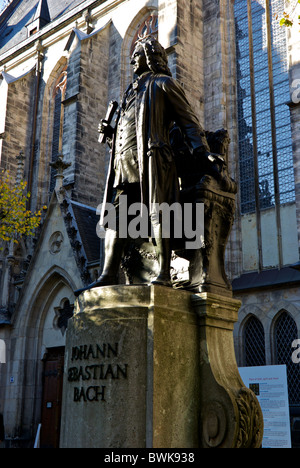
[39,293,74,448]
[21,268,76,448]
[40,346,65,448]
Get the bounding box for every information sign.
[239,365,291,448]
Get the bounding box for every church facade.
[0,0,299,447]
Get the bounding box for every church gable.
[15,193,81,309]
[13,186,100,326]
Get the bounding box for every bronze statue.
[75,36,225,295]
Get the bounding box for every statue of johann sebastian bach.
[77,36,224,294]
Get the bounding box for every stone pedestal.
[60,285,263,448]
[193,293,263,448]
[60,285,200,448]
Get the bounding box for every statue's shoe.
[151,275,172,288]
[74,275,118,297]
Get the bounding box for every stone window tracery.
[49,65,68,194]
[130,14,158,55]
[53,298,74,336]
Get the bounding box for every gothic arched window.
[274,311,300,405]
[244,315,266,367]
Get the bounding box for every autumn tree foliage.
[0,171,44,244]
[276,0,300,28]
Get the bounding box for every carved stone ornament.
[236,388,264,449]
[202,401,227,448]
[49,231,64,254]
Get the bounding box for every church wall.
[174,0,205,122]
[234,286,300,367]
[71,26,110,206]
[0,70,35,178]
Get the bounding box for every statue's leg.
[74,229,125,296]
[151,220,172,287]
[96,229,126,285]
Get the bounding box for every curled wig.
[133,35,172,77]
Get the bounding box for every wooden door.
[40,347,65,448]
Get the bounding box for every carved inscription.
[68,343,128,403]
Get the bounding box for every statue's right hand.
[98,120,113,139]
[98,119,108,133]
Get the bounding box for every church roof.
[0,0,87,54]
[32,0,50,23]
[70,200,101,264]
[232,267,300,292]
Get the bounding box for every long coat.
[100,72,209,225]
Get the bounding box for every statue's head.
[131,35,172,77]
